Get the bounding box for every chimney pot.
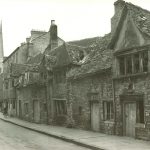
[51,20,55,25]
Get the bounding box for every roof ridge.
[126,2,150,14]
[66,43,86,48]
[30,32,48,42]
[68,36,99,43]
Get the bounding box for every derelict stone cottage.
[67,0,150,140]
[0,0,150,141]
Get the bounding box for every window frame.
[118,50,148,76]
[103,101,114,121]
[54,100,67,116]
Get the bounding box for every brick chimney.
[49,20,58,50]
[111,0,126,34]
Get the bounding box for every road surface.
[0,120,90,150]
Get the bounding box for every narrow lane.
[0,120,91,150]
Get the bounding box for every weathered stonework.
[67,72,115,134]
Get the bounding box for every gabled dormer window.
[118,50,148,76]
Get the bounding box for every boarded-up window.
[55,100,67,115]
[103,101,114,120]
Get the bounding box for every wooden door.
[91,102,100,131]
[33,101,40,123]
[125,103,136,137]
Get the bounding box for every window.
[79,106,82,115]
[118,51,148,76]
[5,81,9,89]
[24,103,29,114]
[79,51,84,61]
[103,101,114,121]
[55,100,67,115]
[141,52,148,72]
[10,79,14,87]
[126,56,132,74]
[12,100,15,109]
[134,53,140,73]
[43,103,47,112]
[55,70,66,83]
[137,101,144,123]
[119,57,125,75]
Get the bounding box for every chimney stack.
[50,20,57,41]
[111,0,126,34]
[114,0,125,14]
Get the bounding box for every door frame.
[90,101,100,131]
[33,100,41,123]
[120,94,144,137]
[123,101,136,137]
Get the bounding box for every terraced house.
[66,0,150,140]
[1,0,150,141]
[3,20,63,118]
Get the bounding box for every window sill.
[113,72,148,79]
[135,123,145,128]
[104,120,115,124]
[56,114,67,117]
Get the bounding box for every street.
[0,120,90,150]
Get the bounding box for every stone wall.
[67,72,114,134]
[114,75,150,140]
[16,86,47,123]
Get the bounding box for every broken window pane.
[136,101,144,123]
[134,53,140,73]
[142,51,148,72]
[119,57,125,75]
[55,100,67,115]
[103,101,113,120]
[126,56,132,74]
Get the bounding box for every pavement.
[0,113,150,150]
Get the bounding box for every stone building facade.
[66,0,150,140]
[1,0,150,141]
[15,65,47,123]
[2,20,63,117]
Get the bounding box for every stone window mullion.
[139,53,143,73]
[124,56,127,75]
[131,54,134,74]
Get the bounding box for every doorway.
[124,102,136,137]
[33,100,40,123]
[91,102,100,131]
[19,100,22,118]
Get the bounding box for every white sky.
[0,0,150,56]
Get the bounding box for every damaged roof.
[27,53,44,65]
[109,1,150,48]
[44,43,87,69]
[126,2,150,38]
[68,37,99,47]
[67,33,112,79]
[10,63,39,77]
